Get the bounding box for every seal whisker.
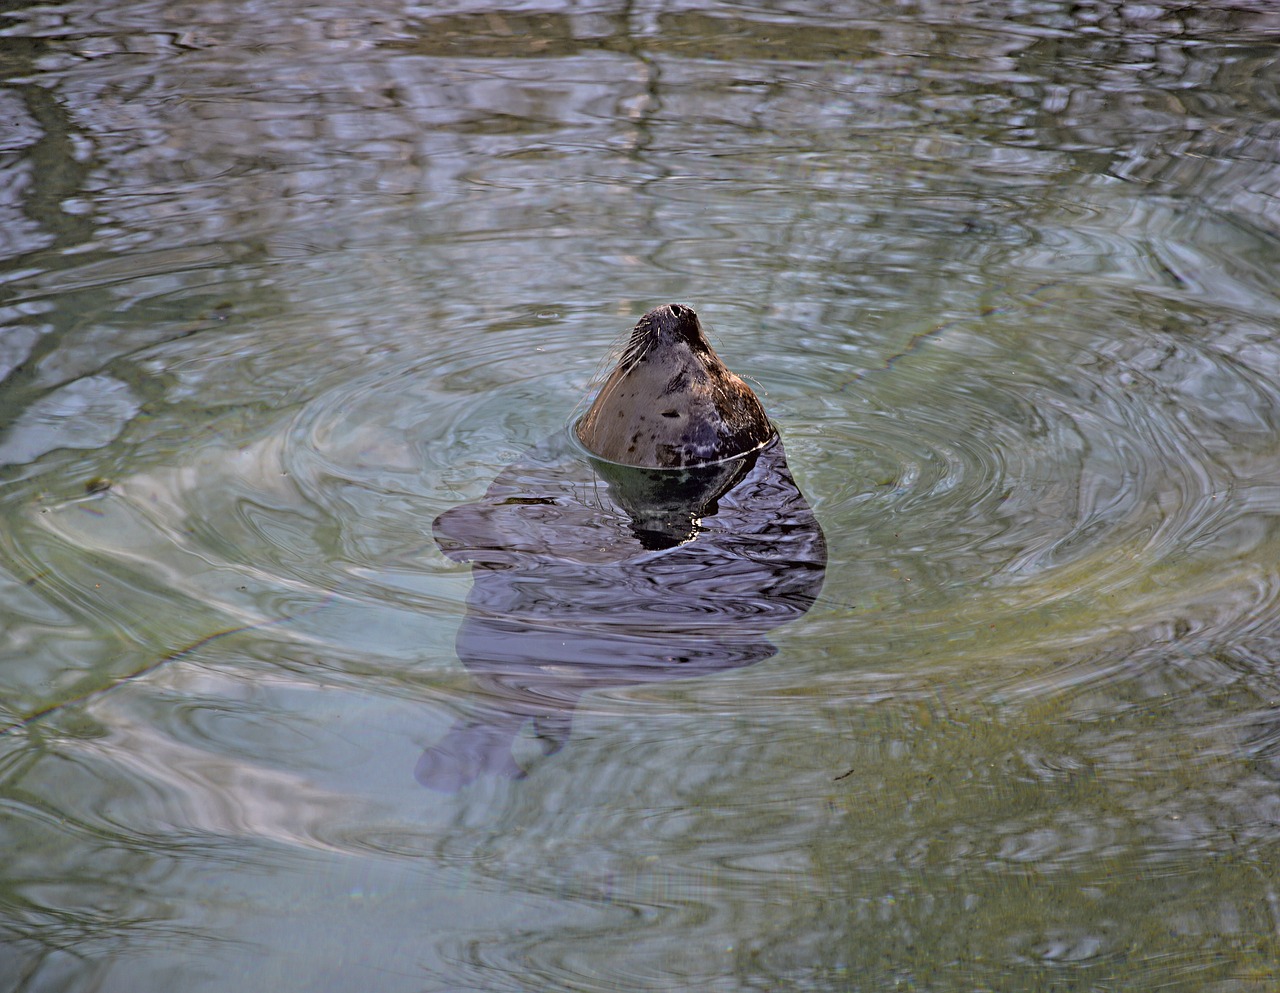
[571,321,645,427]
[740,372,769,398]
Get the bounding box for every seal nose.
[658,303,698,335]
[660,303,706,349]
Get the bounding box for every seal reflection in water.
[425,304,825,790]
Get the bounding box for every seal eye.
[661,410,680,419]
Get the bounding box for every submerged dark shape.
[423,306,825,790]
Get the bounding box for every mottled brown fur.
[576,304,773,468]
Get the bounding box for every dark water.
[3,1,1280,990]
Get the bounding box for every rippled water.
[4,1,1280,990]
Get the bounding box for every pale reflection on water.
[3,1,1280,990]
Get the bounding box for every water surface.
[3,1,1280,990]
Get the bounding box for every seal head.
[576,304,774,468]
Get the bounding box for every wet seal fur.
[576,303,774,467]
[425,305,825,790]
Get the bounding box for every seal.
[424,306,825,790]
[576,303,774,468]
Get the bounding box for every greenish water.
[3,1,1280,990]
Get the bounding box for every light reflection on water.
[3,1,1280,990]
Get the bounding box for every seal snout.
[640,303,707,352]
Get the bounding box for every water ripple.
[764,268,1280,667]
[4,3,1280,988]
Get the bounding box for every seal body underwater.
[426,305,825,790]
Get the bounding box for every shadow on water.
[425,430,825,790]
